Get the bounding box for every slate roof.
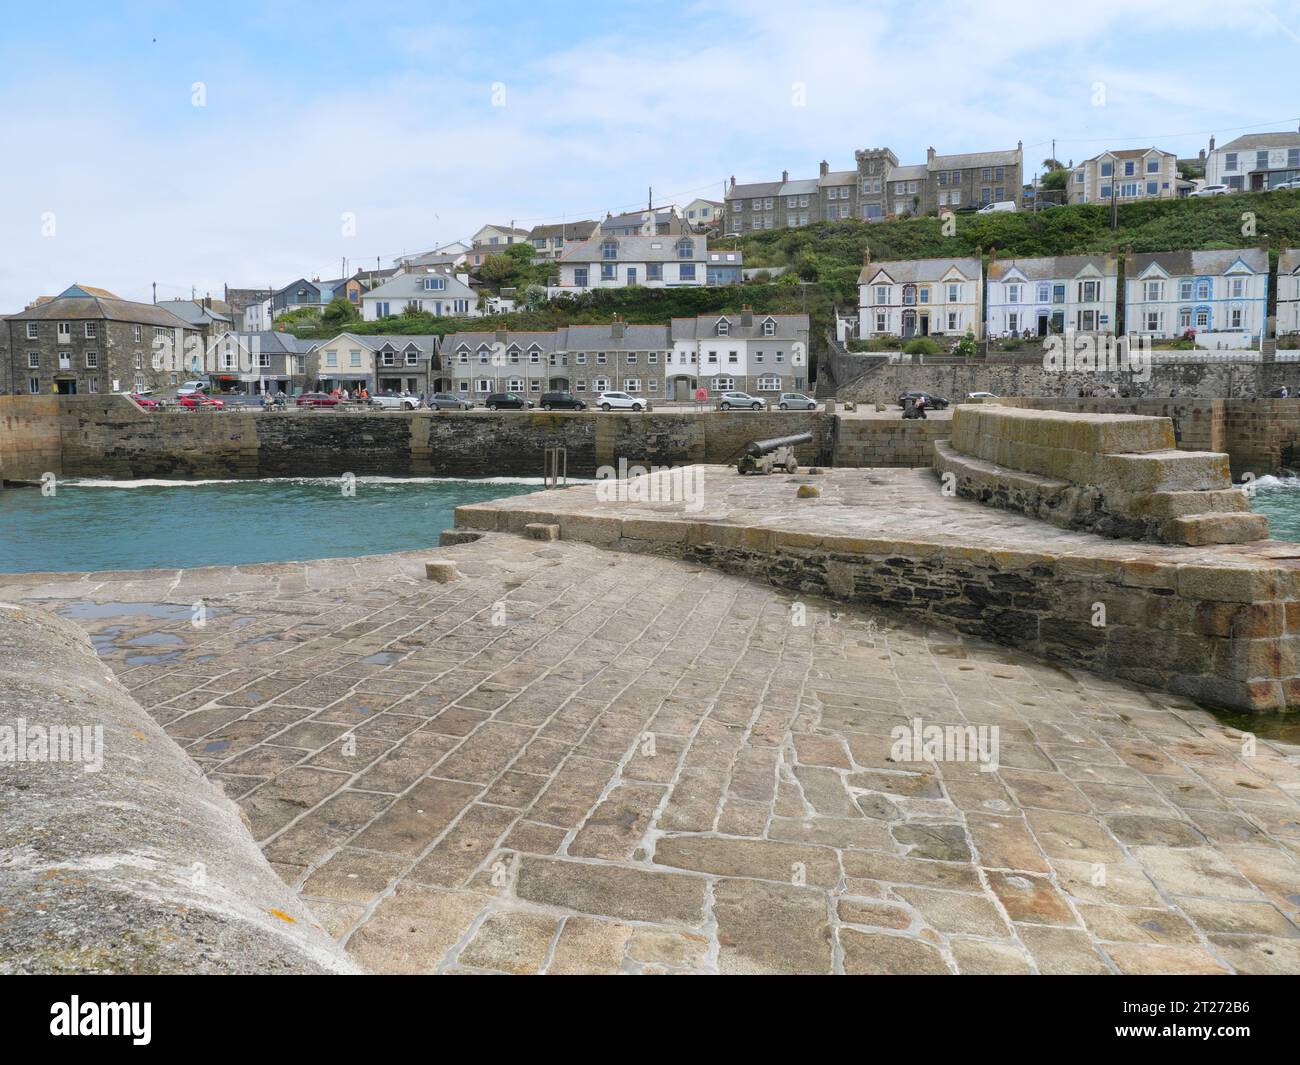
[891,164,927,182]
[987,254,1117,283]
[670,313,809,341]
[528,220,598,240]
[362,271,476,301]
[558,234,709,263]
[727,179,785,199]
[1131,248,1269,277]
[10,288,197,328]
[317,333,439,359]
[778,178,819,197]
[212,330,319,354]
[1280,249,1300,274]
[858,257,982,285]
[156,299,234,326]
[1217,132,1300,152]
[443,331,562,355]
[930,147,1020,170]
[443,325,671,352]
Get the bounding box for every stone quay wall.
[0,395,62,482]
[0,603,358,974]
[6,396,843,480]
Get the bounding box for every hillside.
[283,189,1300,364]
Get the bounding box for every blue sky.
[1,0,1299,309]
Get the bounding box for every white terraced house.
[857,254,983,340]
[1205,132,1300,192]
[985,254,1119,337]
[1123,248,1270,346]
[552,234,739,292]
[359,269,480,321]
[668,308,811,400]
[1278,249,1300,336]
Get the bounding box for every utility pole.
[152,282,156,304]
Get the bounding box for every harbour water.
[0,476,542,573]
[1250,476,1300,543]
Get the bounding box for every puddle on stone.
[58,601,214,622]
[125,632,185,647]
[125,651,182,666]
[361,651,402,665]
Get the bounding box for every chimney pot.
[819,160,829,177]
[782,169,789,183]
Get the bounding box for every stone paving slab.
[2,532,1299,975]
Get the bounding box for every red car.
[296,392,340,408]
[177,393,225,410]
[127,394,161,411]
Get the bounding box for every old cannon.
[737,432,813,475]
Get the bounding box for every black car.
[484,392,534,411]
[540,392,587,411]
[896,390,949,410]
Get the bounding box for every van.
[977,201,1016,214]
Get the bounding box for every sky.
[1,0,1299,310]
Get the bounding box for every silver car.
[717,390,764,411]
[369,394,420,411]
[777,392,816,410]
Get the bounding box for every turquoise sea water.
[1251,478,1300,544]
[0,476,542,573]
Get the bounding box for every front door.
[627,268,637,285]
[1037,312,1049,337]
[902,311,916,338]
[55,379,76,395]
[920,313,930,337]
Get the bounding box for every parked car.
[593,391,646,412]
[177,393,224,410]
[540,392,587,411]
[176,380,208,396]
[977,200,1017,214]
[777,392,816,411]
[127,393,161,411]
[966,391,999,400]
[716,390,764,411]
[1191,184,1230,197]
[1274,179,1300,191]
[484,392,534,411]
[296,392,340,408]
[369,393,420,411]
[427,392,474,410]
[896,389,949,410]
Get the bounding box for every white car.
[1273,179,1300,191]
[593,391,646,412]
[777,392,817,410]
[176,380,208,396]
[369,394,420,411]
[966,391,999,400]
[1191,184,1230,197]
[977,200,1016,214]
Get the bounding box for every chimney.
[1198,148,1206,162]
[1209,136,1216,152]
[730,175,735,189]
[819,160,829,177]
[927,146,936,165]
[1016,140,1022,152]
[782,169,789,183]
[863,247,871,267]
[611,314,625,339]
[741,305,753,327]
[495,329,508,344]
[989,247,997,264]
[1124,244,1135,272]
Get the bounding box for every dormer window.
[676,238,694,259]
[762,319,776,336]
[601,240,618,260]
[716,318,730,336]
[423,277,446,291]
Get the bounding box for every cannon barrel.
[744,432,813,457]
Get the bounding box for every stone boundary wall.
[833,418,951,467]
[0,395,62,481]
[0,603,358,974]
[454,476,1300,714]
[5,396,837,480]
[937,406,1265,546]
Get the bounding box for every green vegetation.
[901,337,940,356]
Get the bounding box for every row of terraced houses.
[855,246,1300,347]
[0,292,808,400]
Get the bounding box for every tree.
[320,295,359,330]
[1041,157,1064,172]
[1041,169,1069,192]
[503,243,535,265]
[477,253,518,284]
